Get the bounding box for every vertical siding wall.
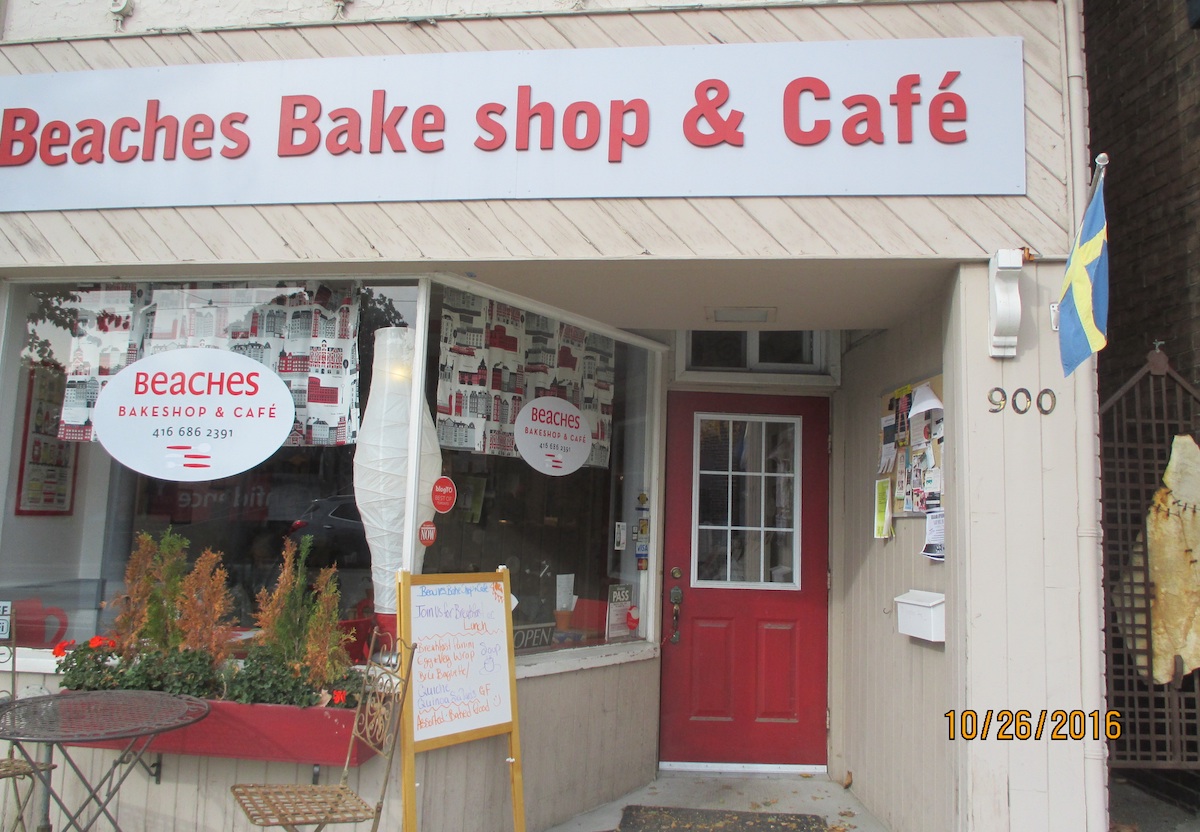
[946,261,1095,832]
[1,658,660,832]
[829,284,954,832]
[831,259,1100,832]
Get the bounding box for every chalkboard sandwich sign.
[399,569,527,832]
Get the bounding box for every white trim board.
[658,762,828,774]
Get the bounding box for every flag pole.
[1085,153,1108,205]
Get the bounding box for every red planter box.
[73,699,375,767]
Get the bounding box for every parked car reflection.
[286,495,369,570]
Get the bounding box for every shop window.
[3,280,653,656]
[421,285,653,653]
[3,281,416,640]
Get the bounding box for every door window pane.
[698,419,730,471]
[693,414,801,589]
[697,474,730,526]
[730,474,762,527]
[697,529,729,581]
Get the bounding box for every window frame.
[673,330,841,388]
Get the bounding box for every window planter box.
[70,699,374,767]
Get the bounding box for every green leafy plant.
[56,530,357,708]
[55,636,121,691]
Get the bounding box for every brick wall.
[1085,0,1200,395]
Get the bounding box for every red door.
[659,391,829,765]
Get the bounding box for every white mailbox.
[895,590,945,642]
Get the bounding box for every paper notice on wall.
[874,479,893,539]
[878,414,897,473]
[556,573,576,611]
[922,509,946,561]
[923,467,943,510]
[606,583,633,640]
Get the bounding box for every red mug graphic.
[12,599,69,648]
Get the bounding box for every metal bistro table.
[0,690,210,831]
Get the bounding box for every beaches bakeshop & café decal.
[514,397,593,477]
[91,348,296,482]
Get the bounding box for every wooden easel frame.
[398,569,526,832]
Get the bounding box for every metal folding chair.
[0,620,56,832]
[230,630,416,832]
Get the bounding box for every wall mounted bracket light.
[109,0,133,30]
[988,248,1024,358]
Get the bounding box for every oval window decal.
[514,396,593,476]
[91,348,296,482]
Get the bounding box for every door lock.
[668,585,683,643]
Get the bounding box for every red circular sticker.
[418,520,438,547]
[431,476,457,514]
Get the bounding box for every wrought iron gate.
[1102,350,1200,766]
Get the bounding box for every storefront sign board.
[399,569,526,832]
[0,38,1025,212]
[91,348,296,482]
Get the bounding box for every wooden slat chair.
[0,620,56,832]
[231,630,416,832]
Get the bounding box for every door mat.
[617,805,830,831]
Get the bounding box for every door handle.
[668,585,682,644]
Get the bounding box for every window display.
[4,279,653,656]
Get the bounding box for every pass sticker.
[91,348,296,482]
[514,396,592,477]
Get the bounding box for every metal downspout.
[1062,0,1108,828]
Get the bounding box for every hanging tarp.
[1147,434,1200,684]
[435,287,614,468]
[54,283,360,447]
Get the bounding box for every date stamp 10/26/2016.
[946,710,1121,741]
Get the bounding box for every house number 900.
[988,387,1056,414]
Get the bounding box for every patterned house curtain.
[57,283,361,447]
[435,288,615,468]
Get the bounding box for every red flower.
[332,690,347,705]
[88,635,106,649]
[106,638,117,649]
[52,639,76,657]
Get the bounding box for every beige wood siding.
[3,658,659,832]
[829,291,953,832]
[830,259,1095,832]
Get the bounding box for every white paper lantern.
[354,326,442,615]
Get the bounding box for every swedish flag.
[1059,176,1109,376]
